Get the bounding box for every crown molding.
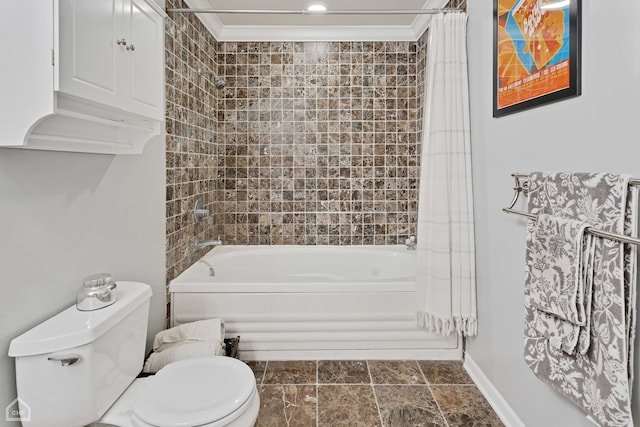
[183,0,452,42]
[183,0,225,38]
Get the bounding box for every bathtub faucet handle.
[196,239,223,250]
[405,236,417,250]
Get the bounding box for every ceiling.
[181,0,450,41]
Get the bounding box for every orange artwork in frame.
[493,0,581,117]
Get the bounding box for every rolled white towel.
[153,318,225,352]
[142,341,225,374]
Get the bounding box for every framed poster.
[493,0,581,117]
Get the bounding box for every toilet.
[8,282,259,427]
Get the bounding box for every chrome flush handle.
[47,354,81,367]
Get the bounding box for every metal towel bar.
[502,173,640,246]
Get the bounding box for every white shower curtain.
[415,12,477,337]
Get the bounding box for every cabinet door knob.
[126,44,135,51]
[116,38,127,46]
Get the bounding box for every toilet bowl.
[98,357,259,427]
[8,281,259,427]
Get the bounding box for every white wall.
[0,141,165,426]
[467,1,640,426]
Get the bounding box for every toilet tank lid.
[8,281,152,357]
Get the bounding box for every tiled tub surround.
[165,0,225,284]
[247,360,504,426]
[164,15,430,283]
[218,39,428,245]
[164,0,464,284]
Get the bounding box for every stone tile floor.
[245,360,505,427]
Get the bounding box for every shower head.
[197,68,226,90]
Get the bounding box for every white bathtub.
[169,245,460,360]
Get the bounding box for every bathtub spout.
[196,239,223,250]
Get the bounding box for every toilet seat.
[132,357,257,427]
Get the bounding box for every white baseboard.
[464,354,526,427]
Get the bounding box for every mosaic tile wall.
[217,38,428,245]
[448,0,467,10]
[164,0,466,282]
[165,0,224,283]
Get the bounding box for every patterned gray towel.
[524,172,637,427]
[527,213,592,354]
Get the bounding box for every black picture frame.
[493,0,581,117]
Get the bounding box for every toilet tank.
[8,281,152,427]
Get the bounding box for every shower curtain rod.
[165,8,464,15]
[502,173,640,246]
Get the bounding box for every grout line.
[261,360,267,386]
[317,382,373,385]
[417,361,450,427]
[316,360,319,427]
[416,360,429,385]
[427,383,450,427]
[367,361,385,427]
[428,384,479,389]
[371,383,384,427]
[368,383,468,386]
[365,360,374,385]
[281,385,289,427]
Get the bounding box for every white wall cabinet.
[59,0,164,121]
[0,0,166,155]
[124,0,165,119]
[58,0,121,111]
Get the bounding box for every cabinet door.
[121,0,164,120]
[58,0,122,109]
